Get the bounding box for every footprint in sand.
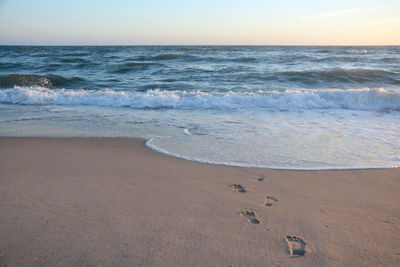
[286,236,307,256]
[231,184,246,193]
[264,196,278,206]
[240,209,260,224]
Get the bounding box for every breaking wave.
[0,87,399,111]
[0,74,86,88]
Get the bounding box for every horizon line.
[1,44,399,47]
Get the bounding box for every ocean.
[0,45,399,169]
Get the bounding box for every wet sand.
[0,137,399,266]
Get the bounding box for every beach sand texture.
[0,138,399,266]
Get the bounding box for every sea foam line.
[144,138,400,171]
[0,86,399,111]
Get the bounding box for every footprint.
[286,236,307,256]
[240,209,260,224]
[231,184,246,193]
[264,196,278,206]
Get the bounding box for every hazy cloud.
[296,8,363,21]
[372,17,400,24]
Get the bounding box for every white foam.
[183,128,191,135]
[0,87,399,111]
[1,100,399,170]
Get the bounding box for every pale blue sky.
[0,0,399,45]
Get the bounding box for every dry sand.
[0,137,399,266]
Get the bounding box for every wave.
[59,58,87,63]
[382,57,399,63]
[145,139,400,171]
[316,49,333,53]
[277,68,400,85]
[160,78,178,82]
[122,62,163,67]
[0,87,399,111]
[61,52,91,57]
[232,57,257,62]
[313,56,360,62]
[0,62,23,69]
[0,74,86,88]
[0,116,48,122]
[180,47,198,51]
[139,54,193,60]
[112,62,164,73]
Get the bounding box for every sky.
[0,0,399,45]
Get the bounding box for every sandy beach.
[0,137,399,266]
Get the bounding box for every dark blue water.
[0,46,399,169]
[1,45,400,91]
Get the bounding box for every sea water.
[0,46,399,169]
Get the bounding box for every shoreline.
[1,137,399,266]
[145,137,400,171]
[1,136,398,171]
